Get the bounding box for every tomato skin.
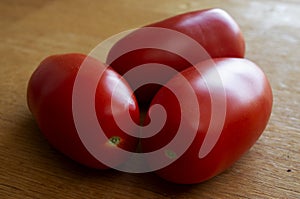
[27,53,140,169]
[141,58,273,184]
[107,8,245,108]
[148,8,245,58]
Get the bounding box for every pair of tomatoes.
[27,9,272,184]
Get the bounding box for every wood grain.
[0,0,299,198]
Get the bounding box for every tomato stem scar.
[109,136,121,146]
[165,149,177,159]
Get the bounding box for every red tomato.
[107,8,245,108]
[27,53,140,169]
[141,58,273,184]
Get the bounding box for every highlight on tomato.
[141,58,273,184]
[107,8,245,108]
[27,53,140,169]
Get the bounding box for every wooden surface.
[1,0,299,198]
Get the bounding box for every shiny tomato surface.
[141,58,273,184]
[27,53,140,169]
[107,9,245,107]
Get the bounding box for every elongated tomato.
[107,8,245,107]
[141,58,272,184]
[27,53,140,169]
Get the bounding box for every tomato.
[107,8,245,108]
[141,58,273,184]
[27,53,140,169]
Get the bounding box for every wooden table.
[1,0,299,198]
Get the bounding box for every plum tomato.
[27,53,140,169]
[141,58,273,184]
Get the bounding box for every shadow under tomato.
[10,109,227,198]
